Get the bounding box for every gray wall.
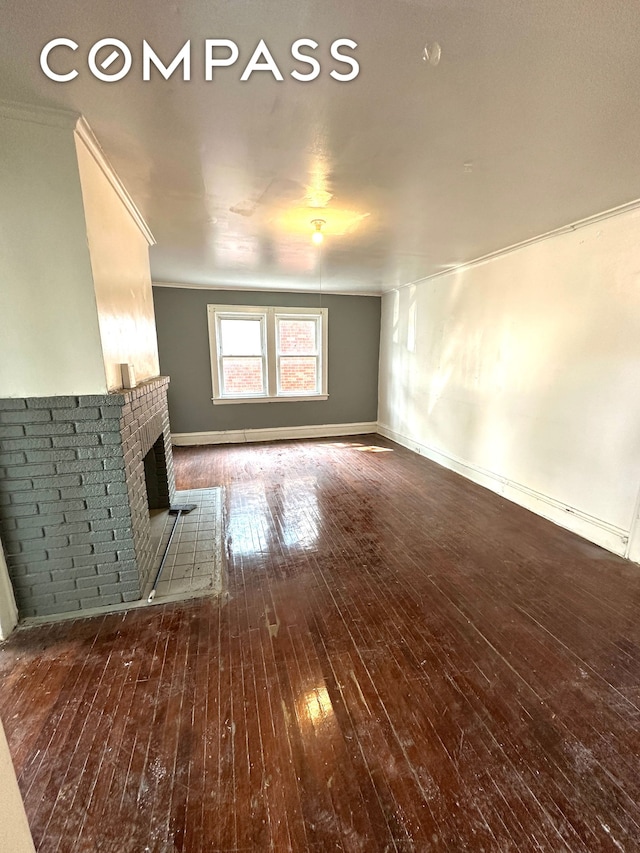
[152,287,381,434]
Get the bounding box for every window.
[217,313,266,397]
[208,305,328,404]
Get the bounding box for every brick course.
[0,377,175,618]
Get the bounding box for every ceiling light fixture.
[311,218,326,245]
[422,41,441,66]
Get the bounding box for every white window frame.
[210,308,268,400]
[275,309,324,398]
[207,304,328,405]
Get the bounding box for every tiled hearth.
[0,377,175,618]
[144,488,224,604]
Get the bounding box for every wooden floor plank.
[2,435,640,851]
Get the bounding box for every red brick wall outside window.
[222,357,264,395]
[278,319,319,394]
[209,306,326,401]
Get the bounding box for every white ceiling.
[3,0,640,295]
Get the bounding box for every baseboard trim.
[377,422,629,556]
[172,422,378,446]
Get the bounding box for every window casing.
[208,305,328,404]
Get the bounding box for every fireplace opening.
[143,435,171,511]
[143,434,172,570]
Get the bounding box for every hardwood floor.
[2,434,640,851]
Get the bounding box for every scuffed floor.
[2,435,640,851]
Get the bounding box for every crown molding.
[387,195,640,294]
[1,100,155,246]
[74,116,155,246]
[152,280,381,298]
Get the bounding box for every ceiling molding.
[389,196,640,294]
[151,280,382,298]
[75,116,155,246]
[0,98,79,129]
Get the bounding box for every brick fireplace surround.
[0,377,175,618]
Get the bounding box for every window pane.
[222,357,264,395]
[220,318,263,356]
[279,357,318,394]
[278,319,316,354]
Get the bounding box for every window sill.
[212,394,329,406]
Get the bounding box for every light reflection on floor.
[323,441,394,453]
[299,686,334,728]
[228,476,320,556]
[226,439,393,562]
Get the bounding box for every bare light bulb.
[422,41,441,66]
[311,218,326,245]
